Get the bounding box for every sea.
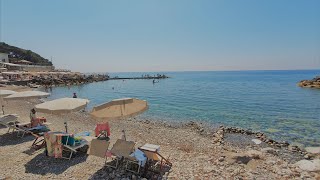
[47,70,320,146]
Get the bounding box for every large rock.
[246,150,263,159]
[289,142,305,151]
[294,159,320,172]
[305,147,320,154]
[261,147,277,155]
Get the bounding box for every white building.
[0,53,9,63]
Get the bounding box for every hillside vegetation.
[0,42,53,66]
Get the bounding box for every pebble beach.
[0,89,320,179]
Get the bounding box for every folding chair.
[95,122,110,140]
[105,139,135,169]
[139,144,172,175]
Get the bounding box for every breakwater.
[28,73,169,87]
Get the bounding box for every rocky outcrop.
[298,76,320,88]
[29,74,109,87]
[294,159,320,172]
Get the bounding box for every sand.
[0,98,319,179]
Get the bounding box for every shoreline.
[1,89,320,179]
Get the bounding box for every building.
[0,53,9,63]
[15,60,33,65]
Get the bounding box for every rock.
[261,147,277,155]
[247,150,263,159]
[305,147,320,154]
[289,142,305,151]
[252,139,262,145]
[294,159,320,172]
[218,156,225,162]
[304,154,311,160]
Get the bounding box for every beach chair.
[45,132,93,160]
[105,139,135,169]
[0,114,19,132]
[125,149,147,174]
[87,138,110,158]
[13,124,50,138]
[139,144,172,174]
[95,122,110,140]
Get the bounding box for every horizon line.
[80,68,320,74]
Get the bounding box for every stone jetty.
[298,76,320,88]
[30,74,109,87]
[28,73,170,87]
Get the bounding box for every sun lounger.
[87,138,110,158]
[139,144,172,174]
[106,139,135,169]
[45,132,93,160]
[0,114,19,132]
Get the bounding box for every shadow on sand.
[0,132,34,146]
[24,152,88,175]
[90,159,171,180]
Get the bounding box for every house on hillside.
[0,53,9,63]
[15,60,33,65]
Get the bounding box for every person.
[30,108,46,127]
[73,92,77,98]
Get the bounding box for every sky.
[0,0,319,72]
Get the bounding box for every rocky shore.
[298,76,320,88]
[30,74,109,87]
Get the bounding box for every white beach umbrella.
[91,98,148,120]
[0,90,16,97]
[35,98,89,114]
[35,97,89,132]
[4,91,50,100]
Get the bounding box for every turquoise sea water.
[47,70,320,146]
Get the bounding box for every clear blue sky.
[1,0,319,72]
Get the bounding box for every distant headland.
[298,76,320,89]
[0,42,170,88]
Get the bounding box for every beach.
[1,96,320,179]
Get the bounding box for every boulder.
[294,159,320,172]
[246,150,263,159]
[289,142,305,151]
[261,147,277,155]
[305,147,320,154]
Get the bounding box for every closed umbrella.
[35,97,89,132]
[4,91,50,100]
[91,98,148,120]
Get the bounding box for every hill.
[0,42,53,66]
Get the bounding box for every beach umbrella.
[35,97,89,132]
[91,98,148,120]
[91,98,148,140]
[4,91,50,100]
[35,98,89,114]
[0,90,16,97]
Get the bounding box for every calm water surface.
[47,70,320,146]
